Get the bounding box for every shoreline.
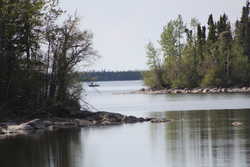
[132,87,250,95]
[0,111,169,139]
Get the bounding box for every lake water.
[1,80,250,167]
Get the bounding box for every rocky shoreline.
[0,111,169,139]
[132,87,250,95]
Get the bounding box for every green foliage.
[236,0,250,62]
[231,42,250,85]
[160,15,186,58]
[201,67,222,87]
[144,3,250,89]
[207,14,217,41]
[0,0,97,116]
[144,42,166,89]
[143,71,161,89]
[146,42,161,70]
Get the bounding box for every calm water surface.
[1,80,250,167]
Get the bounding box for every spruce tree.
[237,0,250,62]
[207,14,217,41]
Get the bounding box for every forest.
[144,1,250,89]
[80,71,142,81]
[0,0,96,118]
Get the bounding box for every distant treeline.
[80,71,143,81]
[144,1,250,89]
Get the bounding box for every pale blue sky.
[60,0,245,71]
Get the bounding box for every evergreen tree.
[217,14,231,35]
[237,0,250,62]
[207,14,217,41]
[144,3,250,89]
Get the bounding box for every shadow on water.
[0,129,84,167]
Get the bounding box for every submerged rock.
[232,122,243,127]
[150,118,170,123]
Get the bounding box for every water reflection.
[0,109,250,167]
[150,109,250,167]
[0,129,83,167]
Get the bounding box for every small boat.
[88,82,100,87]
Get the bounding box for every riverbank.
[132,87,250,95]
[0,111,169,139]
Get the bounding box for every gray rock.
[95,112,125,122]
[28,119,45,129]
[7,124,34,134]
[138,117,146,122]
[124,116,139,123]
[202,89,209,93]
[150,118,170,123]
[75,119,93,127]
[173,90,182,94]
[18,119,45,129]
[140,88,146,91]
[54,121,77,128]
[43,120,53,127]
[101,120,122,126]
[232,88,241,93]
[100,120,112,126]
[209,88,217,93]
[192,89,200,94]
[0,128,6,135]
[242,87,247,91]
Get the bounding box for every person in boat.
[88,82,100,87]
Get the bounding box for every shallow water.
[1,80,250,167]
